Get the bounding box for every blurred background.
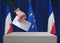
[0,0,60,43]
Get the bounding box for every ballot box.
[3,32,57,43]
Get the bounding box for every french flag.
[48,1,56,34]
[5,6,12,35]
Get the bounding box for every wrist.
[14,8,25,17]
[14,8,20,13]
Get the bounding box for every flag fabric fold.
[28,1,38,32]
[5,6,12,35]
[48,1,56,34]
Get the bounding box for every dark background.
[0,0,60,43]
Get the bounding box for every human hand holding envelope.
[12,16,31,31]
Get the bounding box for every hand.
[18,13,26,22]
[14,8,27,22]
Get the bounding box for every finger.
[24,15,27,19]
[18,17,22,22]
[18,14,26,22]
[18,15,23,22]
[23,14,26,20]
[22,18,25,22]
[18,15,24,22]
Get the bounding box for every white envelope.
[12,16,31,31]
